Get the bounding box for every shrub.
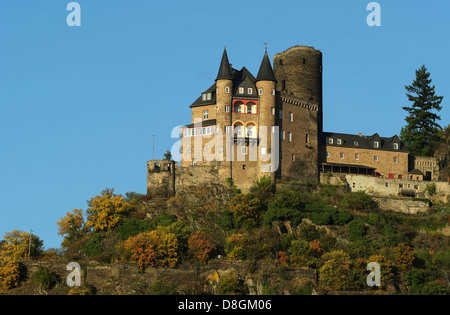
[347,220,367,242]
[119,227,179,270]
[215,273,246,295]
[0,259,21,292]
[229,193,262,228]
[81,233,103,258]
[148,280,178,295]
[319,250,353,291]
[426,183,436,196]
[404,268,427,294]
[33,267,58,290]
[264,189,305,226]
[340,191,375,211]
[117,218,154,241]
[432,250,450,269]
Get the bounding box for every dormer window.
[337,139,342,145]
[393,143,399,150]
[206,93,212,100]
[327,138,333,144]
[374,141,379,148]
[202,94,207,101]
[248,88,253,94]
[354,141,359,146]
[239,87,244,94]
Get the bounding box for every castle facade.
[148,45,425,196]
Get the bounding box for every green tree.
[400,65,444,156]
[163,149,172,161]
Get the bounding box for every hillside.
[1,179,449,295]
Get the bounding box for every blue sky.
[0,0,448,249]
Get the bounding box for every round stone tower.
[273,46,323,134]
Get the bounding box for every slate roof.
[321,132,409,153]
[256,50,277,82]
[190,49,275,108]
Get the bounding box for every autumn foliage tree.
[1,230,43,261]
[57,209,87,248]
[119,227,179,270]
[85,189,131,232]
[188,231,217,264]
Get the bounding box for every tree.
[400,65,444,157]
[163,149,172,161]
[57,209,87,248]
[1,230,43,260]
[119,227,179,270]
[188,231,216,264]
[85,189,130,232]
[319,250,353,291]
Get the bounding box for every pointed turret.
[256,49,276,82]
[215,47,233,81]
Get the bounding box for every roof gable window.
[374,141,379,148]
[239,87,244,94]
[393,143,399,150]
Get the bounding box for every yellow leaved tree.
[85,189,130,232]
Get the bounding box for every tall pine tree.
[400,65,443,157]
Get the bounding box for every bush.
[340,191,375,211]
[347,220,367,242]
[148,280,178,295]
[33,267,58,290]
[215,273,246,295]
[264,189,305,226]
[117,218,154,241]
[81,233,103,258]
[0,259,22,291]
[426,183,436,196]
[432,250,450,269]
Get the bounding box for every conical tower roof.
[215,47,233,81]
[256,49,276,82]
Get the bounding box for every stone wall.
[371,196,431,214]
[19,260,317,295]
[320,173,450,203]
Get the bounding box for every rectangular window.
[203,110,208,120]
[225,126,231,133]
[206,93,212,100]
[259,88,263,95]
[202,94,207,101]
[289,112,293,122]
[374,155,379,162]
[394,157,398,164]
[374,141,379,148]
[288,132,292,142]
[279,110,283,119]
[306,133,310,144]
[247,105,253,114]
[225,87,230,94]
[225,105,230,112]
[271,107,275,115]
[340,153,344,159]
[271,89,275,95]
[326,151,330,159]
[248,88,253,94]
[239,87,244,94]
[355,153,359,160]
[337,139,342,145]
[393,143,399,150]
[327,138,333,144]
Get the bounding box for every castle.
[147,45,445,198]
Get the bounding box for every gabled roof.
[256,50,277,82]
[321,132,409,153]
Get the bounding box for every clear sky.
[0,0,448,249]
